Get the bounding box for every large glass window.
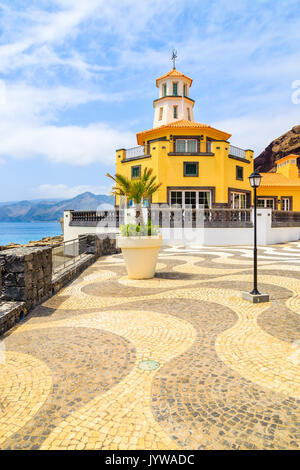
[176,139,197,153]
[170,190,211,209]
[171,191,183,207]
[199,192,210,209]
[185,191,197,208]
[187,140,196,152]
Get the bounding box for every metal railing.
[149,208,252,228]
[229,145,246,159]
[272,210,300,227]
[70,210,120,227]
[69,208,252,228]
[125,145,146,159]
[52,236,88,274]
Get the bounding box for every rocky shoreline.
[0,235,63,251]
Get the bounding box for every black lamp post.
[249,171,262,295]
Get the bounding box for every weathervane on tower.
[171,49,177,69]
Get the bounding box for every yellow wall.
[115,127,254,206]
[257,187,300,211]
[257,156,300,210]
[276,156,298,179]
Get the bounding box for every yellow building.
[115,66,254,210]
[115,65,300,212]
[257,154,300,211]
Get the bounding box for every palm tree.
[106,168,161,224]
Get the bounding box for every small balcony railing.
[229,145,246,159]
[125,145,147,159]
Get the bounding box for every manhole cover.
[138,360,160,371]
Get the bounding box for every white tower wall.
[153,75,195,128]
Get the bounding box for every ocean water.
[0,222,62,246]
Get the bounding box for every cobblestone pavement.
[1,242,300,450]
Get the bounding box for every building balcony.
[229,145,246,159]
[169,141,213,156]
[121,145,151,162]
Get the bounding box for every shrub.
[120,221,160,237]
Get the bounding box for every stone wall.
[0,246,52,310]
[79,233,120,257]
[0,301,25,336]
[0,234,120,336]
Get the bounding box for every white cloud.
[0,0,300,171]
[0,82,127,124]
[33,183,112,199]
[0,0,104,74]
[0,81,135,165]
[0,122,135,165]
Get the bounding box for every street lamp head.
[249,171,262,188]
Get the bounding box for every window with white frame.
[170,190,211,209]
[232,192,246,209]
[176,139,197,153]
[257,198,275,209]
[281,197,291,211]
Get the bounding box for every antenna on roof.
[171,49,177,69]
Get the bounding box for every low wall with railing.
[272,210,300,227]
[0,234,120,335]
[63,208,300,246]
[52,234,120,292]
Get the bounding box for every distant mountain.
[255,125,300,172]
[0,192,114,222]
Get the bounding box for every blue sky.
[0,0,300,202]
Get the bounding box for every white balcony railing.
[229,145,246,159]
[125,145,145,159]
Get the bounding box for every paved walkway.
[1,243,300,450]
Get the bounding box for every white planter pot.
[117,235,163,279]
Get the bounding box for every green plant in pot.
[106,168,163,279]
